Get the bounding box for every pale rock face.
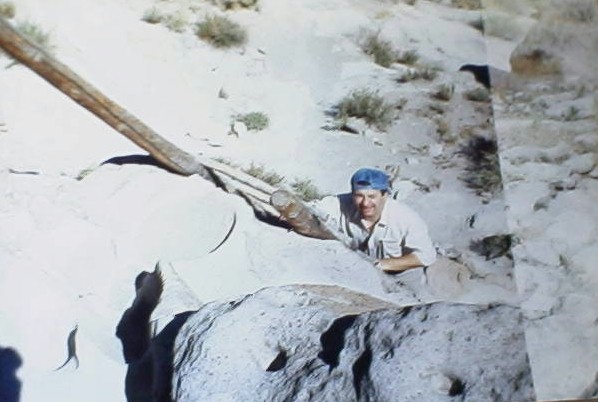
[171,285,534,402]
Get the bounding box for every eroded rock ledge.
[171,285,534,402]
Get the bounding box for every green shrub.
[360,32,396,68]
[0,1,15,18]
[243,163,284,185]
[235,112,269,131]
[336,89,395,130]
[196,15,247,48]
[291,178,323,202]
[464,87,491,102]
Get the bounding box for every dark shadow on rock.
[101,154,178,174]
[459,64,491,89]
[116,266,196,402]
[0,346,23,402]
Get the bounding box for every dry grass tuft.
[196,15,247,48]
[291,178,324,202]
[451,0,481,10]
[336,89,395,131]
[243,163,285,185]
[0,1,15,18]
[360,32,397,68]
[396,49,419,65]
[464,87,491,102]
[432,84,454,101]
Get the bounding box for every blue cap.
[351,168,390,192]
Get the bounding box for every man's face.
[352,189,388,222]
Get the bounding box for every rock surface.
[171,285,534,402]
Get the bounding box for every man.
[314,167,436,274]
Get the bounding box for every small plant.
[14,20,54,54]
[291,178,323,202]
[397,66,438,82]
[404,0,418,5]
[163,13,189,32]
[142,7,164,24]
[211,0,259,10]
[561,105,580,121]
[459,135,503,196]
[464,87,491,102]
[235,112,269,131]
[396,49,419,65]
[336,89,395,130]
[0,1,15,18]
[195,15,247,48]
[435,118,450,139]
[432,83,454,101]
[243,163,284,186]
[360,32,396,68]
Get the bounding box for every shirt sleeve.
[401,206,437,266]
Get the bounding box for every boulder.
[171,285,534,402]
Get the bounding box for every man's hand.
[374,253,424,273]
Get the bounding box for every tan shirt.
[314,194,437,266]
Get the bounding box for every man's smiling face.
[352,189,388,223]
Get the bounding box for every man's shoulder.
[384,198,425,222]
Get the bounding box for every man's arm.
[375,253,424,273]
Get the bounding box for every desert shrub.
[451,0,481,10]
[435,118,450,139]
[13,21,54,54]
[510,47,562,76]
[432,83,454,101]
[243,163,284,185]
[163,13,189,32]
[196,15,247,48]
[336,89,395,130]
[396,49,419,65]
[459,135,503,196]
[211,0,258,10]
[142,7,164,24]
[0,1,15,18]
[464,87,490,102]
[397,66,438,82]
[561,105,581,121]
[291,178,323,202]
[360,32,396,68]
[235,112,269,131]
